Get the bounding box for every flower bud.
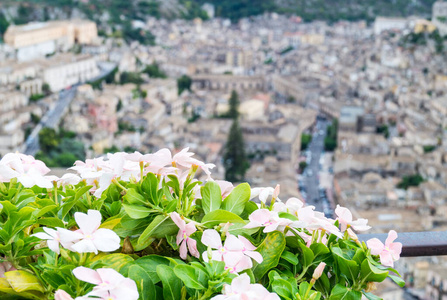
[312,262,326,280]
[54,290,74,300]
[347,228,359,242]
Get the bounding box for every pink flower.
[367,230,402,267]
[250,187,278,204]
[32,227,75,254]
[0,153,53,188]
[215,180,234,198]
[210,274,280,300]
[54,290,75,300]
[54,290,90,300]
[201,230,261,273]
[335,205,371,232]
[244,209,291,233]
[237,235,263,264]
[170,212,199,260]
[73,267,138,300]
[312,262,326,280]
[70,210,121,254]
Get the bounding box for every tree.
[39,128,60,152]
[0,12,9,36]
[227,90,240,119]
[177,75,192,95]
[223,120,249,182]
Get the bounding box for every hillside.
[0,0,439,30]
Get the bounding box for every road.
[300,118,333,217]
[22,63,117,156]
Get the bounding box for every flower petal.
[92,229,121,252]
[75,210,102,235]
[73,267,102,285]
[201,229,222,249]
[71,239,98,254]
[366,238,384,256]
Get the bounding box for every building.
[40,54,99,92]
[4,20,97,61]
[374,17,409,35]
[432,0,447,35]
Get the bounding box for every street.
[299,117,334,217]
[22,63,117,156]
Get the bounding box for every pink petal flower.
[367,230,402,267]
[54,290,74,300]
[171,212,198,259]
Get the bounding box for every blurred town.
[1,1,447,298]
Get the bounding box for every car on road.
[306,170,313,177]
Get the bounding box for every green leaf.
[36,217,65,228]
[174,265,208,290]
[123,203,152,219]
[4,271,44,293]
[363,292,383,300]
[124,188,147,206]
[128,265,156,300]
[221,183,250,215]
[278,212,299,221]
[136,255,171,284]
[329,284,362,300]
[388,274,405,287]
[142,173,160,206]
[136,215,178,251]
[310,243,330,257]
[201,181,222,214]
[35,205,57,218]
[298,242,315,268]
[332,246,359,281]
[201,210,245,228]
[227,223,258,236]
[281,251,299,265]
[253,231,286,281]
[360,260,388,283]
[93,254,134,272]
[272,278,294,300]
[156,265,182,300]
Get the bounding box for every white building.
[374,17,410,35]
[42,54,99,92]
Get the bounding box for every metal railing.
[359,231,447,257]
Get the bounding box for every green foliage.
[37,128,85,167]
[223,120,249,182]
[0,146,405,300]
[143,62,167,78]
[301,133,312,151]
[227,90,240,120]
[397,174,424,190]
[0,12,9,35]
[299,161,308,171]
[376,124,389,139]
[29,94,44,102]
[177,75,192,95]
[122,21,155,45]
[324,119,338,151]
[38,128,60,153]
[423,145,436,153]
[120,72,144,85]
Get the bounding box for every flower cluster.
[202,229,263,274]
[71,148,215,197]
[0,148,404,300]
[33,210,120,254]
[211,274,279,300]
[55,267,138,300]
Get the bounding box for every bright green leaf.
[221,183,250,215]
[201,181,222,214]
